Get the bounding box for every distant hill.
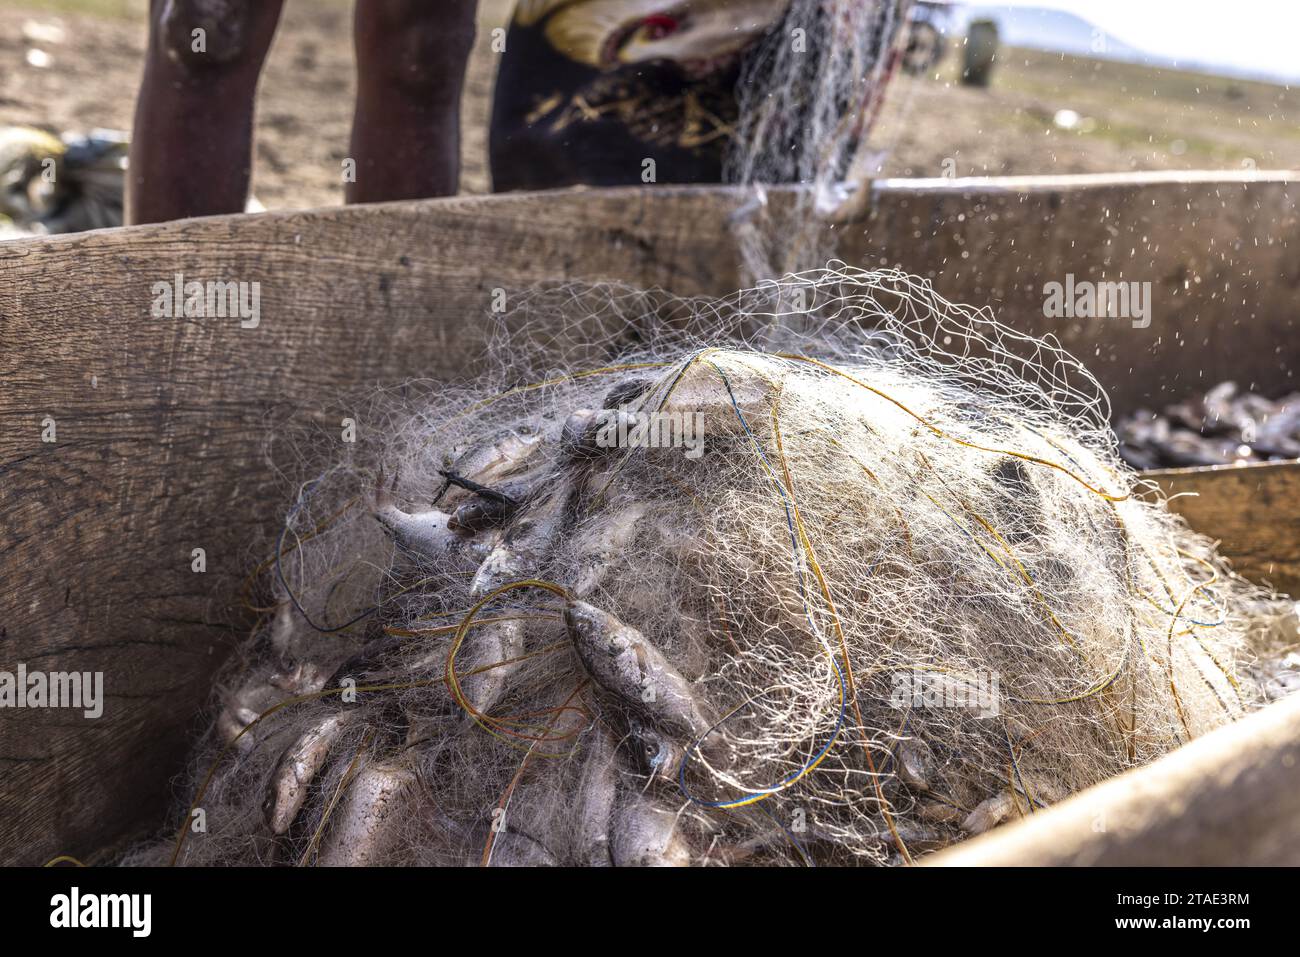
[953,4,1296,85]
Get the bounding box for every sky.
[952,0,1300,84]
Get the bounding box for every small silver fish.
[269,600,307,659]
[486,747,568,867]
[316,757,417,866]
[564,600,713,744]
[441,430,544,507]
[448,497,513,535]
[611,796,691,867]
[217,705,261,753]
[264,712,354,835]
[268,659,331,695]
[628,715,683,783]
[563,407,647,458]
[603,378,655,410]
[267,604,335,691]
[896,739,935,794]
[446,465,555,534]
[216,667,287,752]
[455,618,526,718]
[568,502,648,598]
[472,477,575,594]
[561,408,602,457]
[961,791,1018,835]
[574,725,620,866]
[488,829,560,867]
[374,494,496,566]
[458,477,577,717]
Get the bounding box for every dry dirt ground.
[2,0,1296,212]
[872,43,1300,178]
[0,0,510,207]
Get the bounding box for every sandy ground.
[872,44,1300,178]
[0,0,508,208]
[2,0,1296,212]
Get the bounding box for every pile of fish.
[1117,381,1300,470]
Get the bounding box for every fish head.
[629,716,684,781]
[443,429,544,497]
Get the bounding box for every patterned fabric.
[490,1,790,190]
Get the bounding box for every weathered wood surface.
[1149,461,1300,597]
[927,689,1300,866]
[854,170,1300,415]
[1,173,1297,864]
[0,189,741,866]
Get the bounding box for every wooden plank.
[844,170,1300,416]
[1146,461,1300,596]
[927,690,1300,866]
[0,189,744,865]
[1,174,1296,863]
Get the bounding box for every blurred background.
[0,0,1295,213]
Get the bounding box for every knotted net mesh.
[144,266,1268,867]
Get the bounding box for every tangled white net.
[147,266,1267,867]
[727,0,910,279]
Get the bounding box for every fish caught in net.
[142,265,1276,867]
[1118,381,1300,470]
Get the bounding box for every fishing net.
[143,265,1269,867]
[726,0,911,279]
